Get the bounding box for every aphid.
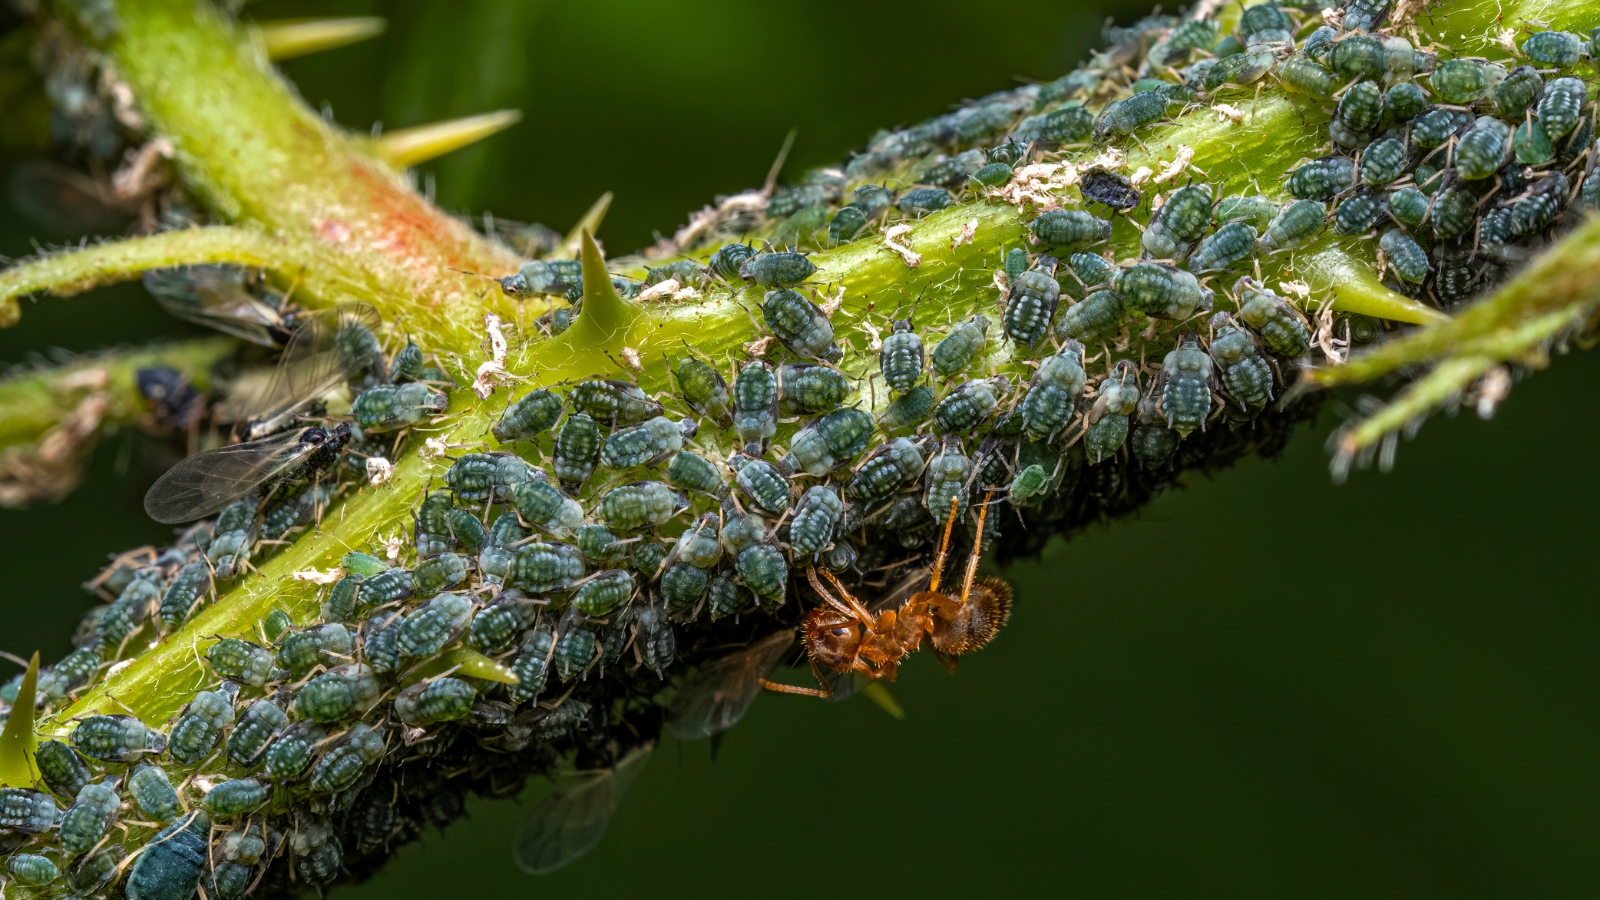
[510,480,585,537]
[227,697,288,767]
[262,721,326,779]
[761,288,840,361]
[202,778,267,816]
[736,541,789,603]
[8,853,60,885]
[1208,312,1274,408]
[739,250,816,288]
[1156,334,1216,437]
[1021,342,1086,442]
[321,574,360,624]
[1029,210,1112,248]
[536,303,579,336]
[1003,255,1063,345]
[1004,247,1029,280]
[60,781,120,855]
[1537,77,1586,140]
[1428,58,1486,104]
[510,626,554,705]
[933,376,1007,433]
[445,451,533,501]
[1413,162,1444,194]
[784,486,843,560]
[1342,0,1392,32]
[632,540,671,580]
[1255,199,1327,252]
[1409,107,1463,151]
[168,686,236,765]
[1360,137,1408,186]
[671,356,731,420]
[782,407,874,475]
[931,315,989,378]
[1379,229,1430,283]
[879,384,936,432]
[36,740,91,799]
[157,561,209,631]
[351,382,447,431]
[1235,279,1312,357]
[1186,222,1258,271]
[779,364,852,415]
[1093,90,1167,139]
[1494,65,1545,120]
[662,563,710,617]
[1238,0,1291,42]
[70,714,168,762]
[571,380,662,426]
[511,747,652,875]
[1142,182,1214,260]
[1454,116,1511,180]
[1285,156,1355,201]
[126,763,181,822]
[897,187,954,216]
[493,388,563,444]
[1386,81,1426,120]
[706,569,752,621]
[288,818,341,885]
[275,622,355,675]
[1522,30,1585,66]
[665,449,725,497]
[1008,464,1052,503]
[1505,172,1570,238]
[1028,103,1097,144]
[732,360,780,453]
[829,205,869,243]
[1079,168,1140,210]
[1388,186,1430,227]
[501,258,582,296]
[1113,262,1214,319]
[308,724,387,792]
[1085,360,1141,463]
[1335,190,1384,234]
[541,415,600,490]
[413,490,458,558]
[570,569,635,617]
[668,513,722,570]
[293,663,381,722]
[124,812,209,900]
[98,567,161,650]
[731,454,792,515]
[600,481,684,531]
[968,161,1013,187]
[879,318,925,394]
[1337,80,1385,135]
[396,592,474,661]
[917,150,985,189]
[1275,55,1340,99]
[1202,46,1278,89]
[552,624,598,680]
[1213,194,1281,231]
[356,567,413,611]
[145,429,342,532]
[0,788,60,833]
[394,678,477,728]
[602,415,694,469]
[923,439,973,524]
[1429,183,1478,240]
[391,340,425,382]
[470,591,538,653]
[708,243,756,281]
[847,437,926,502]
[1513,118,1555,165]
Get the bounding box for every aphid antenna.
[761,128,799,198]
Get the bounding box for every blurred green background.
[1,0,1596,895]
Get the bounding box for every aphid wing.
[143,430,308,524]
[248,303,383,421]
[143,267,282,347]
[664,631,793,740]
[511,747,650,875]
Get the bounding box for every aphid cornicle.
[1156,333,1216,437]
[933,376,1007,433]
[1029,210,1112,248]
[879,384,936,432]
[733,360,779,453]
[762,288,840,361]
[1021,342,1086,442]
[352,382,448,431]
[1113,263,1213,320]
[779,363,852,413]
[1208,312,1274,408]
[169,685,236,765]
[60,781,120,855]
[127,763,181,822]
[493,388,563,444]
[1085,360,1141,464]
[227,697,288,768]
[932,315,989,378]
[783,407,874,475]
[571,379,662,426]
[672,356,731,421]
[36,740,91,799]
[880,318,925,394]
[70,714,168,762]
[1003,255,1062,345]
[1142,182,1213,261]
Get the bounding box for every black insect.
[1079,168,1141,211]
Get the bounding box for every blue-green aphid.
[288,818,341,885]
[603,415,693,469]
[263,606,294,641]
[897,187,954,216]
[445,451,533,501]
[788,486,842,559]
[632,540,671,580]
[356,567,413,612]
[1429,183,1477,240]
[571,379,662,426]
[1428,58,1486,104]
[551,412,601,489]
[848,437,925,502]
[829,205,869,243]
[207,499,256,580]
[1285,156,1355,201]
[36,740,91,798]
[1513,118,1555,165]
[1131,386,1180,468]
[469,590,537,653]
[308,724,386,792]
[934,376,1007,433]
[738,251,816,288]
[1387,187,1429,227]
[923,439,973,524]
[880,319,924,394]
[916,150,984,189]
[124,811,208,900]
[226,697,287,768]
[1021,342,1086,442]
[363,614,407,669]
[708,570,752,620]
[1235,278,1312,357]
[1342,0,1391,32]
[71,714,168,762]
[708,243,756,281]
[1085,360,1141,464]
[8,854,60,885]
[342,550,387,576]
[293,664,381,722]
[1522,30,1585,66]
[1238,0,1290,41]
[1004,255,1062,345]
[202,778,266,816]
[1157,334,1216,437]
[553,625,598,680]
[352,382,447,431]
[322,573,361,623]
[1385,81,1426,121]
[510,626,553,705]
[157,561,209,631]
[1454,116,1511,180]
[476,511,530,588]
[733,360,780,453]
[879,384,936,432]
[1213,195,1280,231]
[1201,47,1276,90]
[98,567,161,649]
[969,161,1013,187]
[670,513,723,568]
[446,507,486,554]
[500,258,581,296]
[61,781,120,855]
[1360,137,1407,186]
[397,592,474,660]
[573,570,636,616]
[633,604,676,673]
[1025,104,1095,144]
[259,483,328,542]
[275,622,354,675]
[492,388,563,444]
[762,288,840,361]
[785,405,876,474]
[601,481,683,531]
[1378,229,1429,284]
[1537,77,1586,140]
[1409,108,1463,151]
[394,678,476,728]
[1208,312,1274,408]
[737,543,788,603]
[0,788,59,832]
[390,340,424,383]
[36,647,99,705]
[1505,172,1569,238]
[1274,56,1339,100]
[662,563,710,618]
[880,494,932,535]
[1080,168,1140,211]
[126,763,180,822]
[511,480,584,538]
[1142,183,1213,261]
[672,356,731,420]
[780,363,853,413]
[647,258,709,287]
[1029,210,1111,249]
[1113,263,1213,320]
[1493,65,1544,120]
[262,721,326,779]
[1056,289,1125,343]
[1255,199,1327,252]
[1004,247,1029,281]
[1187,222,1258,272]
[932,315,989,378]
[666,449,725,496]
[1093,90,1167,139]
[168,686,235,766]
[731,454,792,515]
[1335,190,1383,235]
[1336,80,1384,136]
[957,101,1019,144]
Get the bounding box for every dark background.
[1,1,1595,895]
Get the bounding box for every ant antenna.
[958,489,997,603]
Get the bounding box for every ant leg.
[818,568,875,625]
[927,492,962,593]
[760,679,833,698]
[958,489,997,603]
[806,567,870,624]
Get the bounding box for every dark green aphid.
[1454,116,1511,180]
[783,407,874,475]
[8,853,60,885]
[322,574,361,623]
[731,454,792,515]
[880,319,924,394]
[1388,187,1429,227]
[628,604,673,674]
[1378,229,1429,283]
[1428,58,1487,104]
[1094,90,1167,139]
[848,437,925,502]
[571,380,662,426]
[1238,0,1290,41]
[897,187,954,216]
[779,363,853,413]
[1256,199,1326,252]
[207,500,255,579]
[603,415,693,469]
[822,541,859,572]
[1335,191,1384,235]
[1478,205,1516,254]
[536,303,578,336]
[262,721,326,779]
[394,678,476,728]
[1142,183,1213,260]
[127,763,180,822]
[1275,55,1339,99]
[553,625,598,680]
[1414,163,1444,194]
[1131,386,1181,468]
[739,251,816,288]
[1056,289,1125,344]
[933,377,1007,433]
[351,382,447,431]
[511,480,585,537]
[932,315,990,378]
[308,723,387,792]
[275,622,354,675]
[1029,210,1111,248]
[470,591,537,653]
[828,205,870,243]
[879,384,936,432]
[572,569,636,617]
[1208,312,1274,408]
[1493,65,1544,120]
[550,412,601,488]
[1429,183,1477,240]
[1079,169,1140,211]
[356,567,413,613]
[157,561,209,631]
[1505,172,1570,238]
[1113,262,1213,319]
[1213,194,1280,231]
[1157,334,1215,437]
[478,511,530,588]
[1004,247,1029,281]
[768,182,840,218]
[293,664,381,722]
[733,360,779,453]
[1304,25,1338,60]
[1385,81,1426,120]
[880,494,932,533]
[1409,107,1463,151]
[646,258,709,287]
[601,481,683,531]
[37,647,99,705]
[60,781,120,855]
[1522,30,1585,66]
[1021,342,1087,442]
[492,388,563,444]
[289,819,341,885]
[1360,136,1408,185]
[669,513,722,569]
[736,543,788,603]
[1032,104,1096,144]
[501,258,582,296]
[444,451,533,501]
[443,507,486,556]
[1338,81,1385,135]
[1004,255,1062,345]
[397,592,474,660]
[969,161,1013,187]
[671,356,731,420]
[0,788,60,832]
[788,486,843,559]
[262,606,294,642]
[665,449,725,497]
[662,563,710,618]
[509,626,554,705]
[1236,279,1312,357]
[762,288,840,361]
[1513,118,1555,165]
[1186,222,1258,272]
[168,686,235,765]
[260,484,329,541]
[708,243,756,281]
[98,568,160,649]
[1537,77,1586,140]
[202,778,266,816]
[226,697,287,768]
[956,101,1018,144]
[1085,360,1140,464]
[1341,0,1392,33]
[923,439,973,524]
[36,740,91,798]
[987,139,1027,167]
[632,540,671,580]
[708,570,752,620]
[1285,156,1355,201]
[71,714,168,762]
[124,812,208,900]
[390,340,425,383]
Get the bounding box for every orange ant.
[762,489,1014,698]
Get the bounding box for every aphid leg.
[957,490,997,604]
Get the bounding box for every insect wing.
[512,747,651,875]
[664,630,793,740]
[143,266,283,347]
[238,303,383,422]
[143,429,310,524]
